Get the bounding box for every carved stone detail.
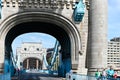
[1,0,77,9]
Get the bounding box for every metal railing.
[0,73,10,80]
[50,41,59,68]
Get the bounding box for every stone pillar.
[36,59,39,70]
[42,59,47,70]
[87,0,108,75]
[0,63,4,73]
[0,40,5,73]
[26,59,29,69]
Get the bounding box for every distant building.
[110,37,120,42]
[107,37,120,70]
[16,42,47,70]
[46,46,60,71]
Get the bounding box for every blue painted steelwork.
[73,0,85,22]
[4,52,17,77]
[4,59,10,74]
[58,58,71,77]
[50,41,59,68]
[0,73,10,80]
[43,40,60,73]
[10,52,17,76]
[43,41,60,74]
[63,58,71,76]
[4,58,15,78]
[58,62,65,77]
[44,41,71,77]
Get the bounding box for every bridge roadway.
[12,71,63,80]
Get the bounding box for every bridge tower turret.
[87,0,108,75]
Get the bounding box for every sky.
[12,0,120,54]
[108,0,120,40]
[12,33,56,54]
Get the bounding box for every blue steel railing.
[44,40,60,70]
[50,41,59,68]
[0,73,10,80]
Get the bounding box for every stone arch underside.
[0,11,82,70]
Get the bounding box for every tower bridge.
[16,42,47,70]
[0,0,108,79]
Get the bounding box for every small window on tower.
[37,48,39,51]
[24,48,27,51]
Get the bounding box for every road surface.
[12,72,63,80]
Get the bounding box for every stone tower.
[87,0,108,75]
[0,0,108,76]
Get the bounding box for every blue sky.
[12,33,56,54]
[12,33,56,48]
[12,0,120,54]
[108,0,120,40]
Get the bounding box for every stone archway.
[23,57,42,70]
[0,11,82,74]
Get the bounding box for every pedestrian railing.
[0,73,10,80]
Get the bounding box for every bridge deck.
[12,72,63,80]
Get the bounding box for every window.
[24,48,27,51]
[37,48,39,51]
[20,62,23,66]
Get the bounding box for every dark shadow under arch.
[5,21,71,60]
